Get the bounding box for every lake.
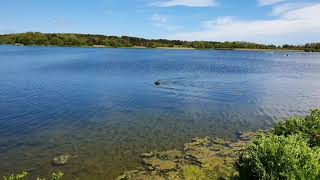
[0,46,320,179]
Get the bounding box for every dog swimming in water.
[155,80,161,86]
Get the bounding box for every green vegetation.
[117,110,320,180]
[181,165,209,180]
[273,109,320,147]
[50,172,64,180]
[3,172,28,180]
[238,135,320,179]
[3,171,64,180]
[238,109,320,179]
[303,43,320,52]
[1,32,319,51]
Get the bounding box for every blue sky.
[1,0,320,44]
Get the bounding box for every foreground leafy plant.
[3,172,28,180]
[273,109,320,147]
[51,172,64,180]
[3,172,64,180]
[238,134,320,179]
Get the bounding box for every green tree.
[49,37,64,46]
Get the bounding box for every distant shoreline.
[228,48,304,52]
[1,44,310,53]
[1,32,319,52]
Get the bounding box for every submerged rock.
[156,149,183,160]
[212,138,230,145]
[184,137,210,150]
[238,131,258,141]
[185,146,215,164]
[116,170,166,180]
[142,157,176,171]
[140,152,154,158]
[228,141,248,151]
[52,153,71,166]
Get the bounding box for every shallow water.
[0,46,320,179]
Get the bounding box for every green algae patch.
[117,132,264,180]
[182,165,209,180]
[142,157,177,171]
[156,150,184,160]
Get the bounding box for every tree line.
[0,32,319,52]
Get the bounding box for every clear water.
[0,46,320,179]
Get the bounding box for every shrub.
[273,109,320,146]
[273,117,306,135]
[237,134,320,180]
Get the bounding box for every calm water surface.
[0,46,320,179]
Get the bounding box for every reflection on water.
[0,46,320,179]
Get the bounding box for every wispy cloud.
[258,0,289,6]
[152,14,168,25]
[168,3,320,44]
[153,0,217,7]
[50,18,75,28]
[151,14,181,31]
[269,3,308,16]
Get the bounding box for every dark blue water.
[0,46,320,179]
